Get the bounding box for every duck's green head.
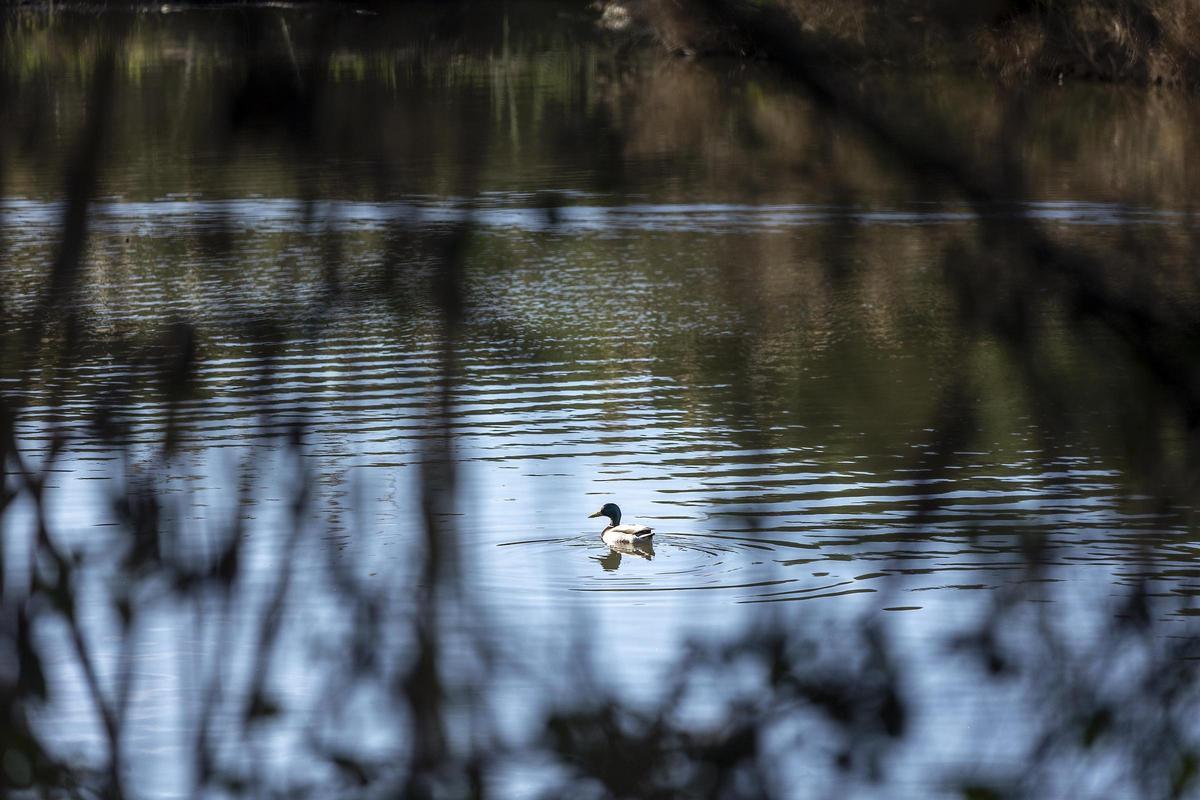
[589,502,622,525]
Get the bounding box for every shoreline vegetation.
[11,0,1200,88]
[597,0,1200,88]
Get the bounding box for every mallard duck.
[589,502,654,545]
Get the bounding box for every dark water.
[3,5,1199,798]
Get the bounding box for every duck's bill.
[588,510,602,518]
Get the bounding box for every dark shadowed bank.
[606,0,1200,87]
[1,2,1200,799]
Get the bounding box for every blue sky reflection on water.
[7,253,1193,795]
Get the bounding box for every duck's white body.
[590,503,653,545]
[601,524,654,546]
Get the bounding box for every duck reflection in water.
[595,538,656,571]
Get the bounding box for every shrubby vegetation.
[606,0,1200,87]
